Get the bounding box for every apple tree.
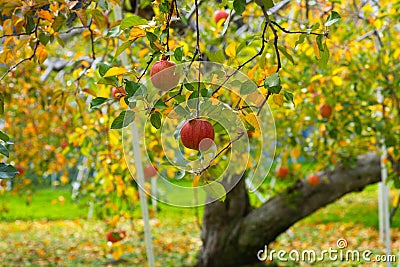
[0,0,399,266]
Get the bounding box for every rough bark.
[195,152,382,267]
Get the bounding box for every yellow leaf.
[104,67,128,77]
[332,76,343,86]
[75,9,88,26]
[130,27,146,39]
[36,45,48,64]
[393,194,399,207]
[193,175,201,187]
[245,113,260,134]
[225,42,238,58]
[273,94,284,106]
[292,148,300,159]
[38,10,54,23]
[120,97,128,109]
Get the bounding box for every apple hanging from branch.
[150,59,180,91]
[180,119,215,151]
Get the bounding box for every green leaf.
[120,15,148,30]
[0,144,9,157]
[146,31,158,43]
[316,34,324,51]
[125,80,144,97]
[264,73,282,94]
[295,34,306,47]
[233,0,246,15]
[90,97,108,108]
[0,163,19,179]
[203,182,226,201]
[111,110,136,129]
[283,90,294,105]
[0,95,3,115]
[150,111,162,129]
[98,0,108,10]
[278,45,295,65]
[240,80,257,95]
[115,40,133,58]
[207,164,224,179]
[318,43,330,68]
[183,82,195,91]
[26,15,35,33]
[256,0,274,9]
[97,76,118,86]
[153,99,167,109]
[173,105,189,117]
[39,31,50,45]
[52,14,66,32]
[325,11,341,27]
[207,50,225,64]
[0,131,9,142]
[106,26,121,38]
[98,63,112,77]
[159,2,169,13]
[174,46,184,61]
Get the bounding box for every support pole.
[377,87,391,267]
[115,5,155,266]
[131,122,156,267]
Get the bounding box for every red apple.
[16,165,24,175]
[106,229,126,243]
[276,166,289,178]
[112,87,126,100]
[150,60,180,91]
[307,173,320,186]
[144,164,157,179]
[180,119,215,150]
[214,10,229,24]
[320,104,332,119]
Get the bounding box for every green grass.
[0,186,87,221]
[303,184,400,228]
[0,184,399,230]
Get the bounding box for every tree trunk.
[195,152,382,267]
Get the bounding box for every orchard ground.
[0,185,399,266]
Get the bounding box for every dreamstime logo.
[122,62,276,207]
[257,238,398,263]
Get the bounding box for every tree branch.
[0,19,41,81]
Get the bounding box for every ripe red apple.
[61,140,68,150]
[150,60,180,91]
[106,229,126,243]
[276,166,289,178]
[320,104,332,119]
[144,164,157,179]
[180,119,215,150]
[16,165,24,175]
[307,173,320,186]
[214,10,229,24]
[112,87,126,100]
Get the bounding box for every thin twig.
[194,0,202,118]
[0,19,41,81]
[197,131,245,175]
[138,54,155,82]
[211,22,269,96]
[270,21,325,36]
